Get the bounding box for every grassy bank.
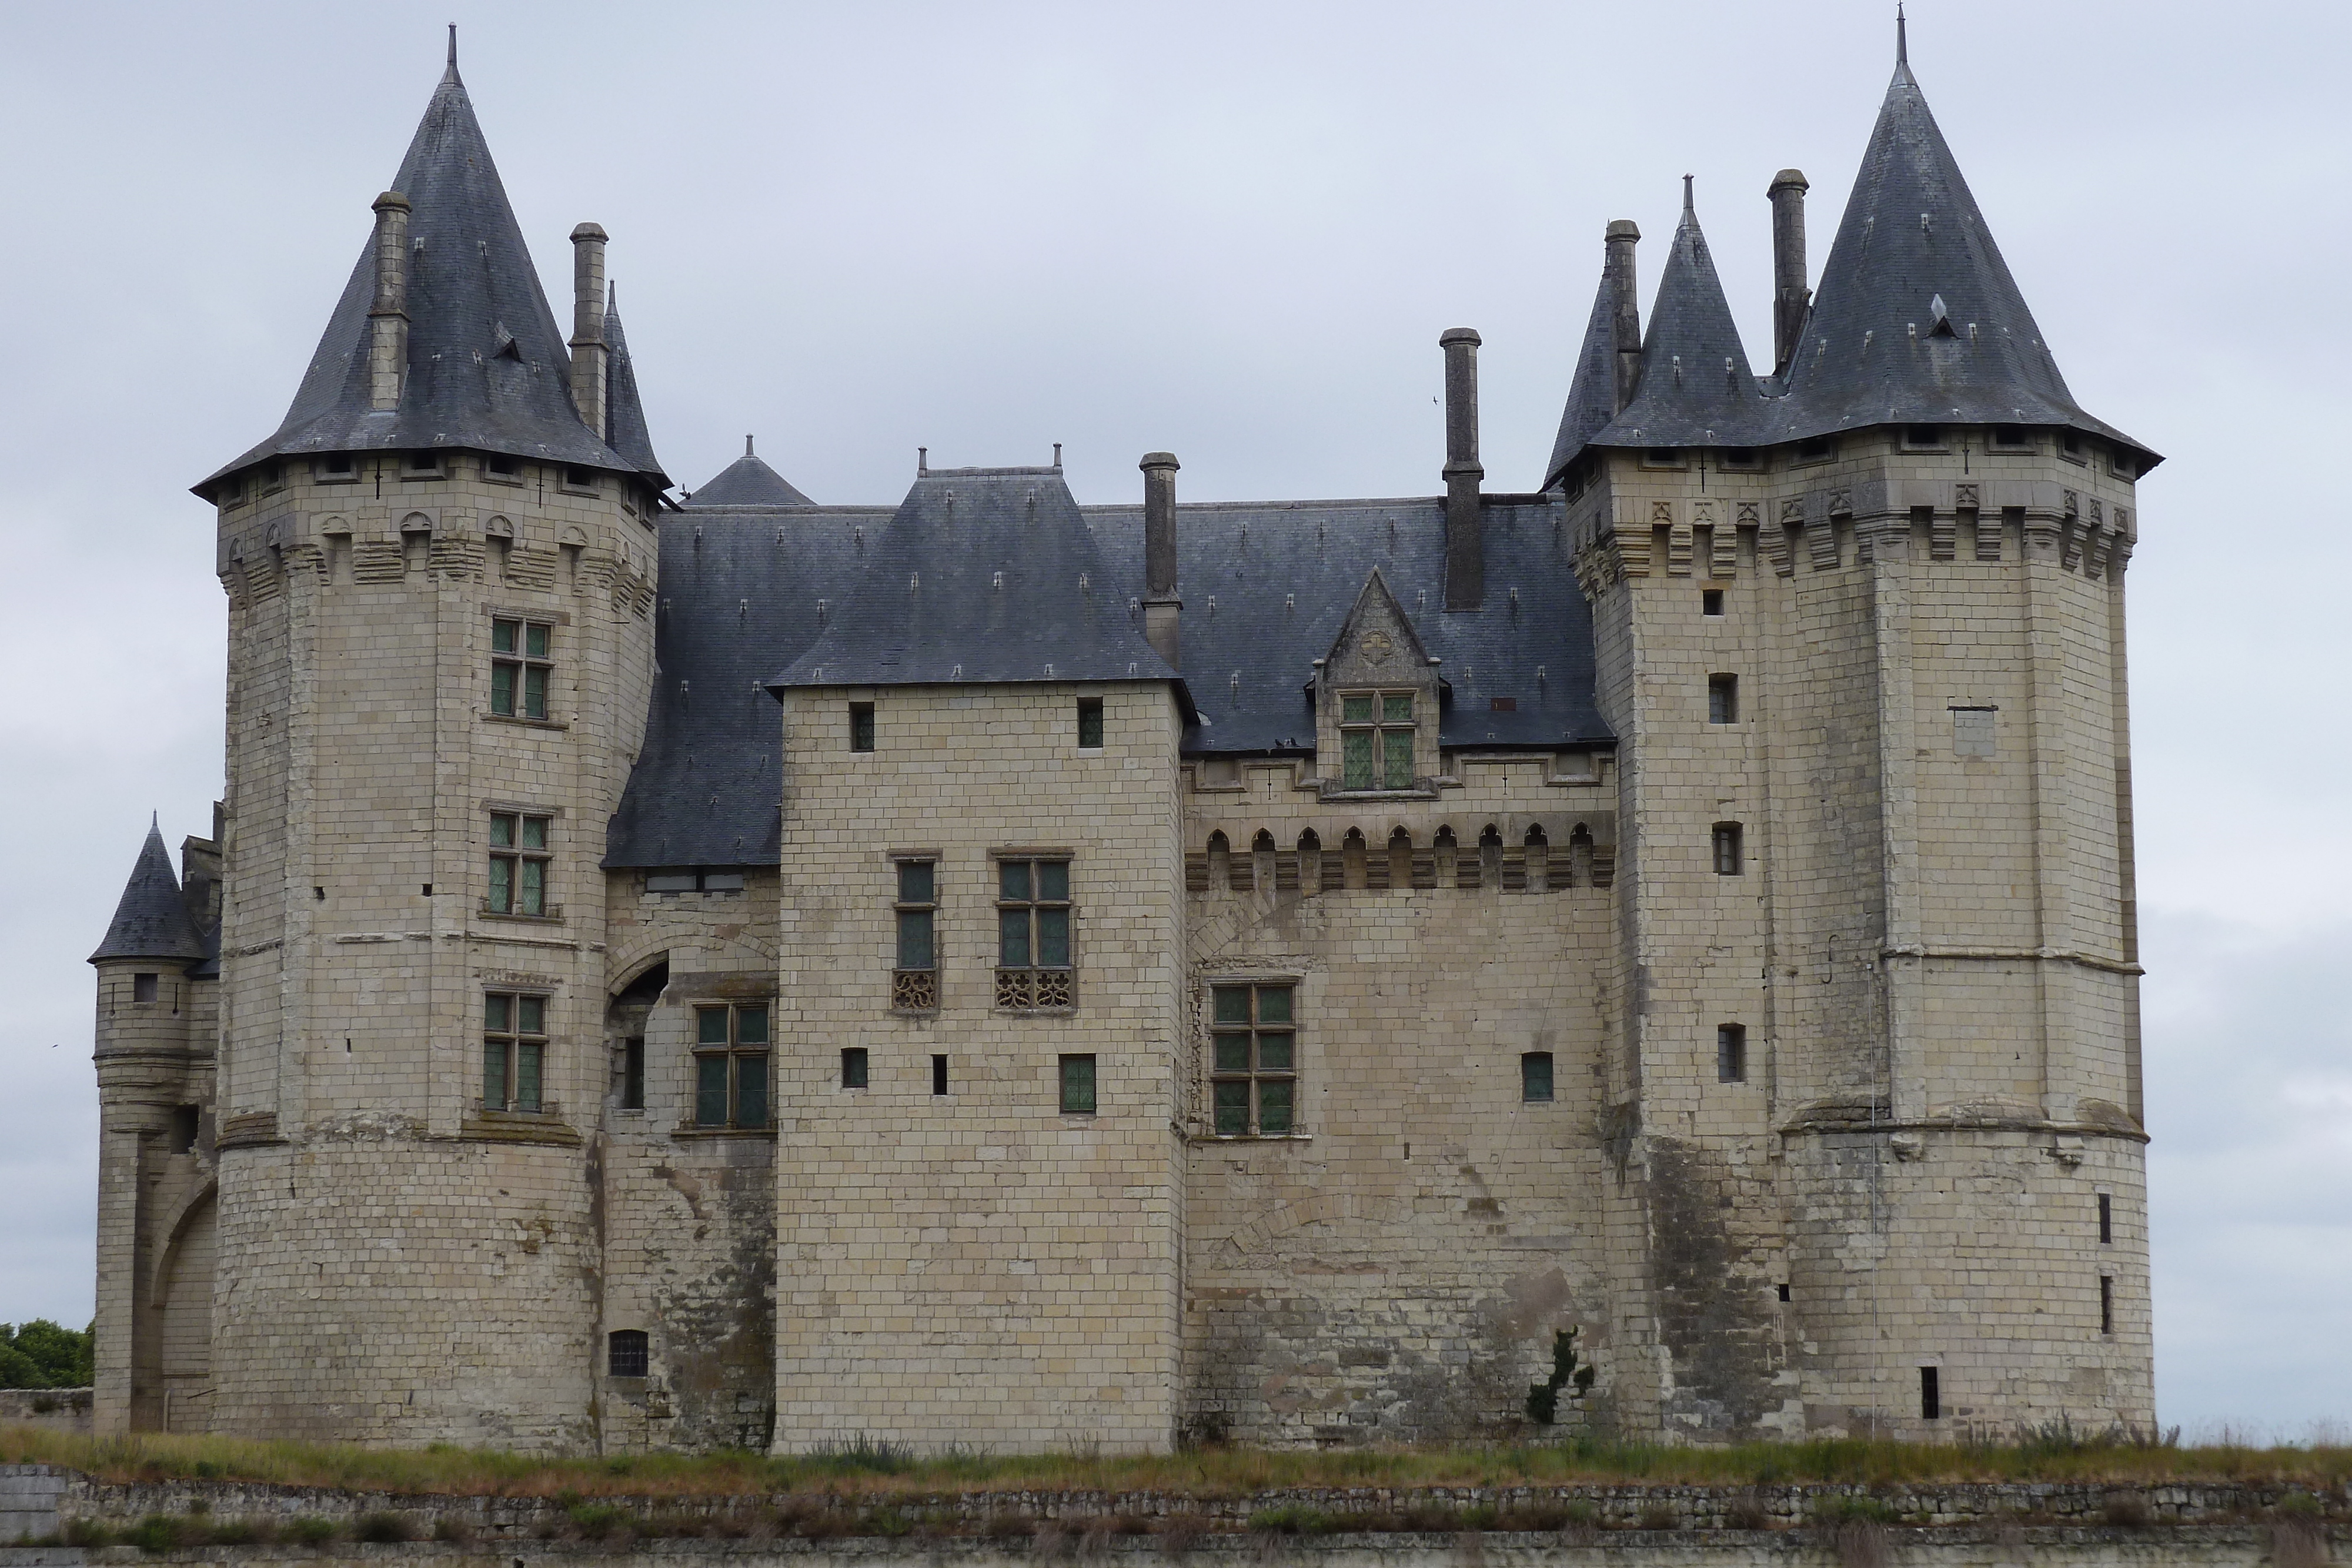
[6,1423,2351,1501]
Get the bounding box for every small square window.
[1702,589,1725,616]
[132,972,158,1004]
[850,703,876,753]
[401,452,443,477]
[2059,433,2086,462]
[841,1047,868,1089]
[315,454,358,480]
[1521,1052,1554,1103]
[1717,1024,1747,1084]
[1642,447,1683,468]
[1990,424,2032,450]
[608,1329,649,1378]
[1077,698,1104,748]
[1795,437,1835,463]
[1708,674,1738,725]
[486,453,522,479]
[1902,425,1942,450]
[563,465,598,490]
[1060,1054,1097,1114]
[1718,447,1761,471]
[1777,1282,1792,1303]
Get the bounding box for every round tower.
[192,43,664,1449]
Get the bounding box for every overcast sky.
[2,0,2344,1441]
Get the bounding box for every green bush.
[286,1516,340,1544]
[0,1320,93,1390]
[123,1514,189,1554]
[567,1502,636,1540]
[1248,1506,1335,1535]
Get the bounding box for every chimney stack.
[569,222,610,436]
[366,191,412,412]
[1768,169,1810,373]
[1140,453,1182,668]
[1604,220,1642,414]
[1440,328,1484,611]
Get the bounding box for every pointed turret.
[1588,178,1766,452]
[1766,20,2157,463]
[600,286,670,490]
[201,41,629,490]
[771,462,1179,693]
[1543,259,1626,490]
[681,436,816,508]
[88,821,204,964]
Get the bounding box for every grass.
[5,1421,2350,1506]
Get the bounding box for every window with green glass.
[1339,691,1416,790]
[1060,1054,1097,1114]
[995,857,1073,1009]
[1209,982,1295,1135]
[692,1003,770,1129]
[487,811,551,915]
[482,990,547,1113]
[1521,1051,1555,1103]
[490,617,553,720]
[891,860,937,1011]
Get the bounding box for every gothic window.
[1210,982,1295,1136]
[892,859,937,1012]
[693,1003,769,1129]
[482,991,547,1113]
[1341,691,1415,790]
[487,811,551,915]
[995,857,1073,1009]
[490,618,553,720]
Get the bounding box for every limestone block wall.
[597,871,784,1453]
[203,453,659,1449]
[770,681,1187,1455]
[1177,755,1619,1445]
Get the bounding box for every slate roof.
[601,288,669,488]
[1541,263,1623,490]
[773,469,1181,690]
[681,443,814,509]
[201,46,629,490]
[89,823,205,964]
[1762,47,2157,463]
[606,484,1612,868]
[1579,180,1768,457]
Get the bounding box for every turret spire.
[445,22,459,83]
[1896,4,1908,72]
[89,822,205,964]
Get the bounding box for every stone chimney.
[569,222,609,434]
[365,191,412,412]
[1605,220,1642,414]
[1440,328,1483,611]
[1768,169,1810,373]
[1140,452,1181,668]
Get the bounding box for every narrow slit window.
[2100,1276,2114,1335]
[1717,1024,1748,1084]
[841,1047,868,1089]
[1077,698,1104,748]
[1708,674,1738,724]
[1060,1054,1097,1114]
[482,991,547,1114]
[2098,1192,2113,1245]
[607,1330,649,1378]
[490,618,553,720]
[691,1003,770,1129]
[931,1054,948,1096]
[849,702,875,753]
[892,860,937,1012]
[1920,1366,1940,1420]
[1712,822,1744,876]
[1521,1051,1555,1104]
[621,1037,644,1110]
[1210,982,1296,1136]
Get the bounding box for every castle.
[88,20,2157,1452]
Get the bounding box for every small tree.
[0,1320,96,1389]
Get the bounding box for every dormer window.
[1341,692,1415,791]
[1990,425,2031,451]
[315,454,358,482]
[1902,426,1942,450]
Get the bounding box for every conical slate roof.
[201,42,627,489]
[1586,180,1768,452]
[1762,38,2157,463]
[1541,270,1622,489]
[601,287,669,489]
[772,466,1181,694]
[683,440,813,508]
[89,822,204,964]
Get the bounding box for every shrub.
[1248,1506,1335,1536]
[61,1519,117,1548]
[432,1514,475,1542]
[567,1502,636,1540]
[1813,1495,1899,1526]
[1728,1496,1773,1530]
[1400,1502,1460,1533]
[287,1516,341,1544]
[1833,1520,1892,1568]
[123,1514,189,1554]
[1154,1513,1210,1556]
[203,1517,270,1545]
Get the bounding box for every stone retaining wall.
[0,1394,91,1438]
